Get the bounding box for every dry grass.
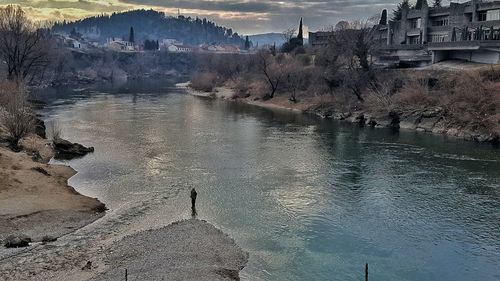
[190,72,218,92]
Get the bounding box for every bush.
[190,72,218,92]
[442,71,500,134]
[47,120,62,142]
[0,85,35,145]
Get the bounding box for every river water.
[41,86,500,281]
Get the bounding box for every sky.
[2,0,453,34]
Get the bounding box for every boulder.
[417,117,441,132]
[41,235,57,243]
[34,118,47,139]
[399,114,421,130]
[53,138,94,160]
[4,235,31,248]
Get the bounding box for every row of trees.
[393,0,443,21]
[191,19,376,105]
[52,9,245,46]
[0,5,52,146]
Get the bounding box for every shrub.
[442,71,500,134]
[0,85,35,145]
[190,72,218,92]
[47,120,62,142]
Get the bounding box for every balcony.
[427,40,500,50]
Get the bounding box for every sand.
[91,219,248,281]
[0,147,105,243]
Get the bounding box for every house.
[160,39,181,49]
[200,44,241,53]
[375,0,500,65]
[167,44,194,53]
[105,38,135,52]
[309,31,336,48]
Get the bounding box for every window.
[465,13,473,22]
[408,36,420,44]
[410,18,422,29]
[430,34,446,42]
[478,11,487,22]
[431,16,449,26]
[486,9,500,21]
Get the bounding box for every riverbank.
[92,219,248,281]
[0,147,105,245]
[179,83,500,144]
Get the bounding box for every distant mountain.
[248,33,286,47]
[52,9,244,46]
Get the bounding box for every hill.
[51,9,244,46]
[248,33,286,47]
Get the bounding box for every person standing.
[190,188,197,209]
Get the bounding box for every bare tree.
[283,60,308,103]
[0,5,50,84]
[257,50,285,99]
[281,28,296,42]
[0,83,35,145]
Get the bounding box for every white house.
[167,44,194,53]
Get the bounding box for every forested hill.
[51,9,245,46]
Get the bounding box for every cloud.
[0,0,422,34]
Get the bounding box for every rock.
[421,107,443,118]
[34,118,47,139]
[82,261,92,270]
[399,114,421,130]
[31,167,50,176]
[41,235,57,243]
[91,202,108,213]
[4,235,31,248]
[31,151,43,163]
[345,112,365,125]
[53,138,94,160]
[417,117,441,132]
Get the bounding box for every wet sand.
[0,147,105,243]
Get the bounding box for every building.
[105,38,135,52]
[167,44,195,53]
[310,0,500,65]
[309,31,336,48]
[375,0,500,65]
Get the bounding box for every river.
[40,85,499,281]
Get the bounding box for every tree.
[415,0,425,9]
[281,28,296,42]
[433,0,442,7]
[129,26,134,43]
[297,17,303,42]
[0,83,35,146]
[0,5,50,84]
[379,9,388,25]
[353,27,374,71]
[335,21,350,30]
[392,0,410,21]
[257,50,285,99]
[244,35,250,50]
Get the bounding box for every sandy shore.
[91,219,248,281]
[0,147,105,244]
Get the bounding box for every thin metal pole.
[365,263,368,281]
[125,268,128,281]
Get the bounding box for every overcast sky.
[1,0,454,34]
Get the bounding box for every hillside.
[249,33,286,47]
[51,9,245,46]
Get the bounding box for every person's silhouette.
[190,188,198,218]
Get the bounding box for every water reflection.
[44,90,500,281]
